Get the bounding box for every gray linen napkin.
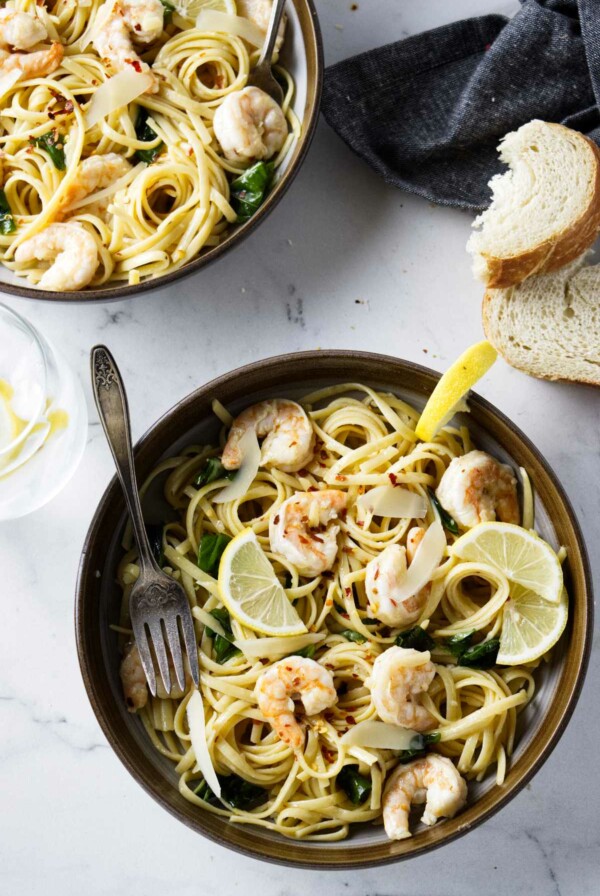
[321,0,600,210]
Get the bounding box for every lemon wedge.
[218,528,307,636]
[415,341,498,441]
[497,586,568,665]
[452,522,563,605]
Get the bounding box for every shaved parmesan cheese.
[384,521,446,602]
[192,606,230,640]
[212,428,260,504]
[196,9,265,46]
[85,71,153,128]
[340,720,419,750]
[357,485,427,519]
[234,632,325,659]
[186,689,221,798]
[0,69,22,101]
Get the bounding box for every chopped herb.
[338,766,372,805]
[339,629,367,644]
[158,0,175,21]
[193,779,220,806]
[395,626,435,652]
[32,129,65,170]
[0,189,16,235]
[439,632,499,668]
[205,607,241,664]
[230,161,274,223]
[133,107,164,164]
[428,487,459,535]
[194,456,234,488]
[458,638,500,669]
[443,631,475,657]
[145,523,164,566]
[195,774,267,810]
[397,731,441,763]
[198,532,231,575]
[289,643,316,659]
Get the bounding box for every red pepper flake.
[356,521,364,528]
[289,441,297,447]
[335,475,347,482]
[322,748,336,763]
[342,546,354,554]
[134,22,141,30]
[374,569,380,581]
[320,450,328,460]
[390,598,397,607]
[344,587,352,597]
[307,486,317,492]
[298,535,310,545]
[345,715,356,725]
[389,472,398,486]
[259,658,269,665]
[273,514,280,524]
[312,534,324,543]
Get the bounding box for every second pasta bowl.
[76,351,592,866]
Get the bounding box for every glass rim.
[0,301,49,457]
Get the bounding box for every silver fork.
[91,345,199,697]
[247,0,287,103]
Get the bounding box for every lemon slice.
[218,528,307,636]
[415,341,497,441]
[452,522,563,605]
[497,586,568,665]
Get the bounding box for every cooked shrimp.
[365,527,431,627]
[56,153,131,219]
[213,86,287,163]
[436,449,519,529]
[120,643,149,711]
[93,0,162,93]
[222,399,314,473]
[14,223,99,291]
[236,0,285,54]
[255,655,337,751]
[0,42,63,78]
[382,755,467,840]
[121,0,164,43]
[367,646,436,731]
[0,10,47,50]
[120,642,188,711]
[269,489,347,578]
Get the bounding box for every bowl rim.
[75,349,594,868]
[3,0,323,304]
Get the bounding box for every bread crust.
[482,290,600,386]
[479,128,600,289]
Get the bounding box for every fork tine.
[148,618,172,695]
[164,614,186,692]
[180,609,200,688]
[132,618,157,697]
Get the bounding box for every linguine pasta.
[0,0,299,289]
[115,384,552,842]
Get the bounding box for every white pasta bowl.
[75,351,593,867]
[1,1,322,302]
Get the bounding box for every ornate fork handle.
[91,345,156,571]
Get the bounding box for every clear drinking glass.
[0,303,87,520]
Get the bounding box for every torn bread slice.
[468,121,600,288]
[482,254,600,385]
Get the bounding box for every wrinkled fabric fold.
[322,1,600,209]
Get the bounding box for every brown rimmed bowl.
[2,1,322,303]
[75,351,593,868]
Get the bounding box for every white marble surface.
[1,1,598,893]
